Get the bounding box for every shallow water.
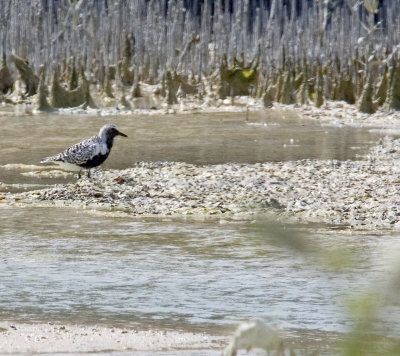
[0,108,390,190]
[1,109,400,342]
[1,205,400,335]
[0,108,389,168]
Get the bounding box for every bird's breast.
[91,142,109,158]
[80,152,110,168]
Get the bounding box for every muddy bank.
[1,136,400,231]
[297,101,400,127]
[4,94,400,130]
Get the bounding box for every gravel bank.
[0,322,224,354]
[2,136,400,231]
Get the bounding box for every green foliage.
[248,220,400,355]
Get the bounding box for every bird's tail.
[40,155,58,163]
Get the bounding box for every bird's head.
[99,124,128,140]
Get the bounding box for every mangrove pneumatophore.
[358,72,376,114]
[10,53,39,96]
[0,53,13,94]
[37,66,52,112]
[386,64,400,111]
[0,1,397,112]
[50,68,89,108]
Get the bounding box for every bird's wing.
[61,136,100,165]
[41,135,100,165]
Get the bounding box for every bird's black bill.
[118,131,128,137]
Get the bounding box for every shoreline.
[0,321,341,355]
[296,100,400,128]
[3,95,400,127]
[0,321,225,354]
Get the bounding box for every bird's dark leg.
[78,170,82,179]
[87,169,91,178]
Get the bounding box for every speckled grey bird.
[41,124,127,177]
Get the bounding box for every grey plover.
[41,124,127,177]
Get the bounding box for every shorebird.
[41,124,128,178]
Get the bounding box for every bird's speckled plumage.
[41,124,127,172]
